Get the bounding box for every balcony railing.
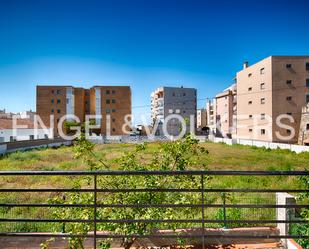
[0,170,308,248]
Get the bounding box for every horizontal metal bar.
[0,233,307,239]
[0,218,307,224]
[0,188,307,193]
[0,170,307,176]
[0,189,94,193]
[0,203,308,208]
[93,204,309,208]
[0,204,94,208]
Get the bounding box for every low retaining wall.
[0,139,72,155]
[0,227,280,249]
[210,137,309,154]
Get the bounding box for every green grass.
[0,141,307,233]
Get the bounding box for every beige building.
[236,56,309,143]
[215,84,236,138]
[196,109,207,129]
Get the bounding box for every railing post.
[62,194,66,233]
[222,193,227,229]
[94,174,97,249]
[201,174,205,249]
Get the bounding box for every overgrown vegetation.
[47,136,210,248]
[0,140,307,248]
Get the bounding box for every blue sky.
[0,0,309,124]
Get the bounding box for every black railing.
[0,170,308,249]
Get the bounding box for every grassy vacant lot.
[0,141,307,233]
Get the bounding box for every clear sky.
[0,0,309,124]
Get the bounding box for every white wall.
[210,136,309,154]
[0,128,53,142]
[66,87,74,116]
[95,87,101,125]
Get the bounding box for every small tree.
[46,136,210,249]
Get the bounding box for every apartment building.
[36,85,131,136]
[215,84,236,138]
[196,108,207,129]
[151,86,197,136]
[236,56,309,143]
[90,86,131,135]
[206,99,216,134]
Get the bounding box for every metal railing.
[0,170,308,249]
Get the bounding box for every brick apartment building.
[36,85,131,136]
[236,56,309,143]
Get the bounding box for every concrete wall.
[0,139,72,155]
[0,144,6,155]
[210,136,309,153]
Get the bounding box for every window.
[261,113,265,120]
[306,63,309,71]
[106,90,110,94]
[183,110,186,114]
[286,80,292,85]
[106,99,110,104]
[66,98,69,104]
[286,64,292,69]
[106,109,110,113]
[57,109,61,114]
[306,94,309,103]
[261,98,265,104]
[248,87,252,91]
[183,102,186,105]
[51,90,54,94]
[51,109,54,113]
[260,68,265,74]
[29,135,34,140]
[172,93,175,97]
[175,109,180,114]
[261,129,266,135]
[56,90,61,94]
[249,114,253,119]
[112,128,116,132]
[168,109,173,114]
[307,123,309,130]
[287,129,291,135]
[112,90,116,94]
[248,73,252,77]
[112,118,116,123]
[249,129,253,133]
[248,101,252,105]
[57,99,61,104]
[306,79,309,87]
[51,99,54,104]
[112,99,116,104]
[112,109,116,113]
[260,83,265,90]
[85,101,88,104]
[286,96,292,101]
[183,93,186,96]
